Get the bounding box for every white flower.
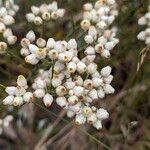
[73,86,84,97]
[101,66,112,77]
[48,1,58,12]
[67,39,77,49]
[31,6,40,15]
[0,42,7,54]
[93,120,102,130]
[3,15,15,25]
[0,22,6,33]
[83,3,93,11]
[92,77,103,88]
[88,89,98,100]
[80,19,91,31]
[36,38,46,48]
[43,93,53,107]
[84,46,95,55]
[57,9,65,18]
[26,13,35,22]
[87,63,97,74]
[67,110,75,118]
[3,95,14,105]
[84,35,94,44]
[97,88,105,98]
[67,62,77,74]
[103,84,115,94]
[56,97,67,107]
[77,61,86,73]
[7,35,17,45]
[34,16,43,25]
[68,95,78,105]
[75,114,86,125]
[83,79,93,89]
[20,48,30,56]
[25,54,39,65]
[23,92,34,103]
[101,49,111,58]
[17,75,27,87]
[96,108,109,120]
[82,106,92,116]
[34,89,45,98]
[87,113,97,124]
[13,96,23,106]
[52,78,62,87]
[46,38,55,49]
[26,30,36,42]
[15,86,26,96]
[42,12,51,21]
[56,85,67,96]
[5,86,16,95]
[3,28,13,39]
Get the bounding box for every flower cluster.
[3,75,34,106]
[137,5,150,45]
[26,1,65,26]
[2,0,119,130]
[0,115,13,135]
[0,0,19,54]
[81,0,119,58]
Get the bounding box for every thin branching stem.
[34,102,112,150]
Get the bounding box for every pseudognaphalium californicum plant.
[2,0,119,130]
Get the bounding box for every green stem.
[0,84,6,89]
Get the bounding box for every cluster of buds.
[3,75,34,106]
[0,115,13,135]
[137,5,150,45]
[0,0,19,53]
[26,1,65,26]
[81,0,119,58]
[2,0,119,130]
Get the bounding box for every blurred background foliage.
[0,0,150,150]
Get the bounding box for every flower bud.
[34,16,43,25]
[43,93,53,107]
[103,84,115,94]
[26,30,36,42]
[3,96,14,105]
[42,12,51,21]
[23,92,34,103]
[31,6,40,15]
[21,38,30,48]
[0,22,6,33]
[48,49,58,60]
[26,13,35,22]
[3,15,15,25]
[96,108,109,120]
[101,66,112,77]
[36,38,46,47]
[0,42,7,54]
[3,28,12,39]
[25,54,39,65]
[56,85,67,96]
[80,19,91,31]
[56,96,67,107]
[34,89,45,98]
[20,48,30,56]
[13,97,23,106]
[75,114,86,125]
[5,86,16,95]
[7,35,17,45]
[68,95,78,105]
[17,75,27,87]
